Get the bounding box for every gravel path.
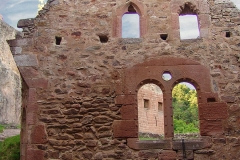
[0,129,20,141]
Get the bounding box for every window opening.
[144,99,150,109]
[179,4,200,40]
[160,33,168,40]
[98,35,109,43]
[55,36,62,45]
[207,97,216,102]
[122,4,140,38]
[158,102,163,112]
[162,71,172,81]
[226,31,231,38]
[138,83,164,140]
[172,82,199,138]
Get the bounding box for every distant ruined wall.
[10,0,240,159]
[138,84,164,135]
[0,20,21,125]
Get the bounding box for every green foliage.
[172,83,199,133]
[0,135,20,160]
[0,125,5,133]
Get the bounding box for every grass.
[0,135,20,160]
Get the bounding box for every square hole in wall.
[99,35,109,43]
[160,34,168,40]
[226,31,231,38]
[158,102,163,112]
[55,36,62,45]
[144,99,149,109]
[207,97,216,102]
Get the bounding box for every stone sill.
[180,38,203,43]
[118,38,143,45]
[127,138,205,150]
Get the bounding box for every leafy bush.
[0,135,20,160]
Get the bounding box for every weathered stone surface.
[0,20,21,125]
[17,18,34,28]
[113,120,138,138]
[31,125,48,144]
[198,102,228,120]
[14,54,38,67]
[172,139,204,150]
[127,138,171,150]
[158,150,177,160]
[27,149,45,160]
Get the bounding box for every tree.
[38,0,47,11]
[172,83,199,133]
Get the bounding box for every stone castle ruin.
[2,0,240,159]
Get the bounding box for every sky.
[0,0,240,37]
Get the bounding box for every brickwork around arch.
[7,0,240,159]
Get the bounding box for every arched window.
[172,82,200,138]
[113,1,146,37]
[138,83,164,140]
[179,3,200,40]
[122,4,140,38]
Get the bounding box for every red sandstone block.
[27,104,38,112]
[200,120,224,136]
[127,138,172,150]
[31,125,48,144]
[198,102,228,120]
[21,143,27,157]
[172,140,204,150]
[200,28,209,38]
[19,67,39,78]
[26,105,38,125]
[7,38,33,47]
[25,78,48,89]
[27,112,37,125]
[199,14,211,28]
[14,54,38,67]
[177,150,193,160]
[158,150,177,160]
[115,94,136,105]
[113,120,138,138]
[171,13,180,30]
[27,148,45,160]
[121,105,137,120]
[114,82,123,95]
[28,88,37,103]
[199,92,219,103]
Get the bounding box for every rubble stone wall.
[0,20,21,125]
[9,0,240,159]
